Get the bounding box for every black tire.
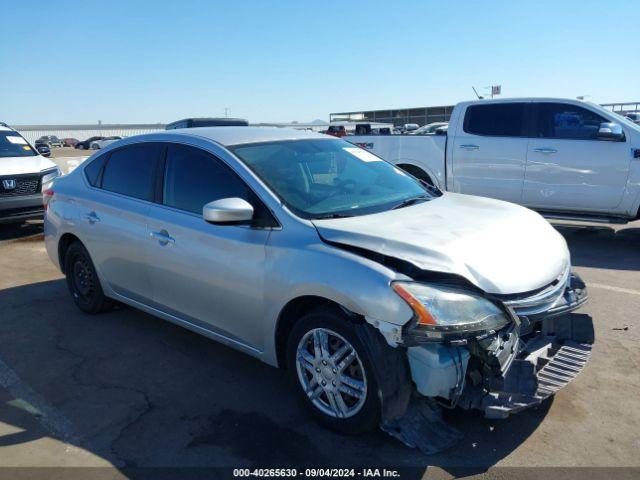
[64,241,113,314]
[286,306,381,434]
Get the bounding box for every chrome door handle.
[459,144,479,150]
[150,230,175,246]
[533,147,558,154]
[84,211,100,224]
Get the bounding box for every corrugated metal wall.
[13,124,166,143]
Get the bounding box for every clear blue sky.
[1,0,638,125]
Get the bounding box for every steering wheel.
[334,178,357,192]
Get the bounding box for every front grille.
[495,263,571,317]
[0,175,40,197]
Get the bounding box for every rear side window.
[163,144,251,214]
[534,103,607,140]
[101,143,162,201]
[84,155,106,186]
[463,103,527,137]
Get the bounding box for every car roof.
[166,126,327,147]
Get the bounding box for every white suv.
[0,123,60,223]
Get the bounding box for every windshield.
[231,139,432,219]
[0,131,37,158]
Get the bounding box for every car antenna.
[472,87,484,100]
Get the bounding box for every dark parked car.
[326,125,347,137]
[36,145,51,157]
[62,138,79,147]
[75,136,105,150]
[165,117,249,129]
[35,135,63,148]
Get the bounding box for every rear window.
[463,103,528,137]
[101,143,162,201]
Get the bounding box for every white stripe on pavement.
[589,283,640,296]
[0,355,92,456]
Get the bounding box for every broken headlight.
[392,282,510,342]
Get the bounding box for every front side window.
[231,139,431,219]
[101,143,161,200]
[0,131,37,158]
[163,144,251,214]
[535,103,607,140]
[463,103,527,137]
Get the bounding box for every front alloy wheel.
[287,307,381,434]
[296,328,367,419]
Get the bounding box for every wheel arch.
[274,295,362,369]
[58,232,82,274]
[396,163,436,186]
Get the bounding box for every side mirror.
[203,197,254,225]
[597,122,625,141]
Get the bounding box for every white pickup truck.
[348,98,640,223]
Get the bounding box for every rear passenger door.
[80,143,163,303]
[145,143,274,351]
[450,102,530,203]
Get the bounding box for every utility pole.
[224,108,229,118]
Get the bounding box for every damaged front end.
[380,269,593,453]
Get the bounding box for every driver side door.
[523,102,631,212]
[145,143,274,351]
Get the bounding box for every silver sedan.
[44,127,592,451]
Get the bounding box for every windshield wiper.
[313,212,354,219]
[392,195,431,210]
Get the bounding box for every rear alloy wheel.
[64,242,113,314]
[287,307,381,434]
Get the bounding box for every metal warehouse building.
[331,101,640,127]
[330,105,455,126]
[11,122,327,143]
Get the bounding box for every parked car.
[410,122,448,135]
[166,117,249,129]
[0,124,60,223]
[36,145,51,157]
[75,136,105,150]
[90,136,122,149]
[326,125,347,137]
[62,138,79,147]
[348,98,640,224]
[35,135,63,148]
[434,124,448,135]
[625,112,640,125]
[400,123,419,133]
[44,128,591,450]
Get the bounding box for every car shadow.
[554,223,640,271]
[0,278,552,477]
[0,220,43,242]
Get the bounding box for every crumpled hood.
[0,155,56,176]
[312,193,569,295]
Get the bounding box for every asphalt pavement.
[0,219,638,478]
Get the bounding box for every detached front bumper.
[407,272,593,419]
